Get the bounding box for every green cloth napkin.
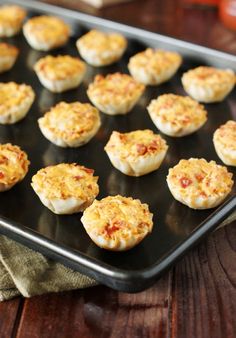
[0,211,235,301]
[0,235,97,301]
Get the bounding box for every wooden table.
[1,1,236,337]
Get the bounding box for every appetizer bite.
[128,48,182,85]
[87,73,145,115]
[23,15,70,51]
[147,94,207,137]
[181,66,235,103]
[0,143,30,191]
[38,101,101,147]
[105,129,168,176]
[34,55,86,93]
[0,5,26,37]
[31,163,99,214]
[81,195,153,251]
[0,82,35,124]
[213,120,236,166]
[0,42,19,73]
[167,158,233,209]
[76,29,127,67]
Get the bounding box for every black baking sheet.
[0,0,235,292]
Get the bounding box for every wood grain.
[13,223,236,338]
[41,0,236,54]
[15,274,171,338]
[0,298,23,338]
[171,222,236,338]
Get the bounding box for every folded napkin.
[0,211,235,301]
[0,235,97,301]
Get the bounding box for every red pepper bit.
[118,134,127,142]
[148,140,159,151]
[182,116,191,124]
[81,167,94,175]
[95,74,104,82]
[126,82,136,91]
[18,152,24,160]
[219,130,225,137]
[180,177,192,188]
[74,175,83,180]
[138,222,149,229]
[0,172,4,179]
[0,155,8,165]
[161,102,173,109]
[197,70,214,80]
[21,162,27,171]
[200,191,207,198]
[104,224,120,237]
[104,220,125,237]
[136,144,147,155]
[195,173,204,182]
[61,191,66,199]
[39,63,46,71]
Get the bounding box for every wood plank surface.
[171,223,236,338]
[15,275,171,338]
[0,298,23,338]
[13,223,236,338]
[42,0,236,55]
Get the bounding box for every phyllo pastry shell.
[76,29,127,67]
[87,73,145,115]
[147,94,207,137]
[104,129,168,176]
[167,158,233,209]
[34,55,86,93]
[0,42,19,73]
[81,195,153,251]
[181,66,235,103]
[23,15,70,51]
[128,48,182,85]
[213,120,236,166]
[31,163,99,214]
[0,82,35,124]
[38,101,101,148]
[0,5,26,37]
[0,143,29,191]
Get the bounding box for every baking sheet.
[0,0,235,292]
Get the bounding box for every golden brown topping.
[167,158,233,199]
[77,29,127,53]
[88,72,144,104]
[24,15,70,43]
[81,195,153,244]
[0,5,26,26]
[128,48,182,74]
[0,143,29,186]
[38,101,100,142]
[214,120,236,151]
[34,55,86,81]
[148,94,207,128]
[0,82,35,116]
[105,129,167,160]
[182,66,235,86]
[31,163,98,200]
[0,42,18,57]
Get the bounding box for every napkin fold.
[0,211,235,301]
[0,235,97,301]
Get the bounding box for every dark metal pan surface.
[0,0,235,292]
